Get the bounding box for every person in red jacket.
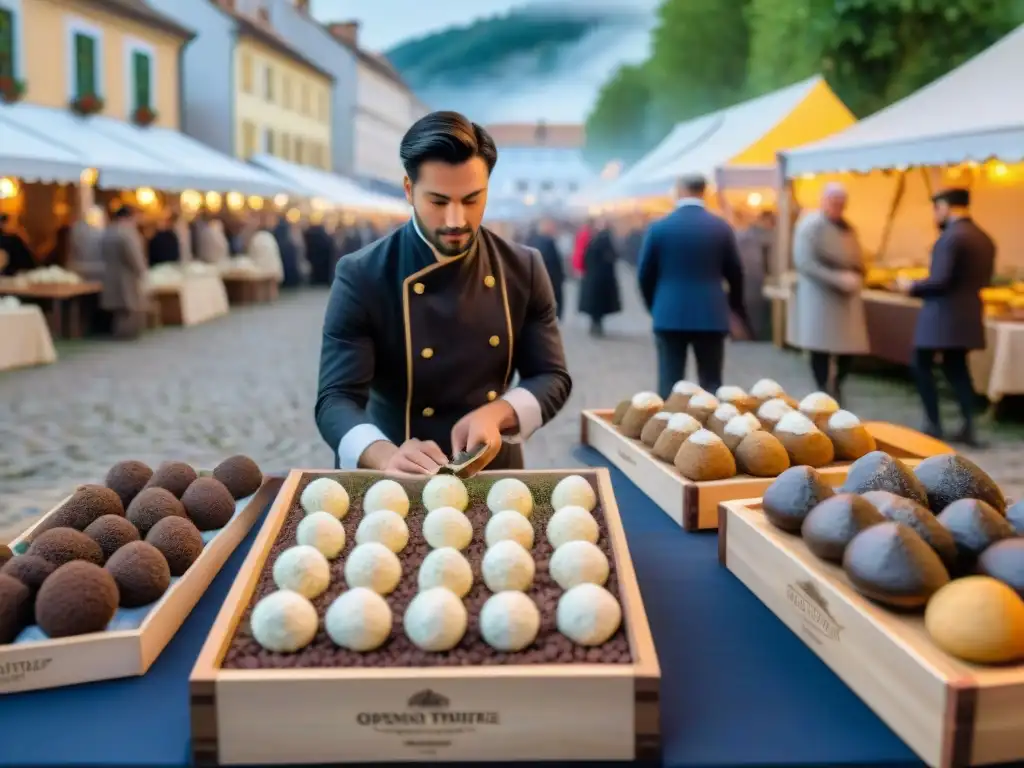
[571,219,592,276]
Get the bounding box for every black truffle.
[126,487,187,537]
[104,460,153,509]
[28,527,104,567]
[978,538,1024,598]
[840,452,929,508]
[35,561,119,638]
[843,522,950,609]
[145,461,198,499]
[105,541,171,607]
[1,555,57,599]
[146,516,204,576]
[0,573,31,644]
[33,484,124,538]
[84,515,141,561]
[861,490,958,570]
[801,494,885,563]
[913,454,1005,515]
[213,455,263,500]
[1007,498,1024,536]
[0,544,12,568]
[936,498,1014,572]
[181,477,236,531]
[762,466,835,532]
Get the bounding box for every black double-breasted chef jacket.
[315,218,572,470]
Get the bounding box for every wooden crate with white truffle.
[580,380,950,530]
[190,468,660,765]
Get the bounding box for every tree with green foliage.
[744,0,834,96]
[583,63,653,168]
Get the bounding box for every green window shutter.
[132,51,151,110]
[0,9,15,80]
[74,33,97,97]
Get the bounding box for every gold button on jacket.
[413,282,425,294]
[487,390,497,401]
[489,335,500,347]
[421,347,434,359]
[484,275,496,288]
[422,406,435,417]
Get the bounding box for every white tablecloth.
[151,274,230,326]
[970,321,1024,403]
[0,306,57,372]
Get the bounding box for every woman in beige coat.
[786,184,869,404]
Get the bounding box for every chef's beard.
[414,210,477,257]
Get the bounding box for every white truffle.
[712,403,740,423]
[652,411,672,421]
[362,479,410,518]
[481,539,535,592]
[550,474,597,513]
[486,478,534,517]
[688,428,724,446]
[671,380,702,395]
[758,398,793,421]
[688,392,719,409]
[550,540,610,590]
[272,545,331,599]
[251,590,318,653]
[355,509,409,553]
[799,392,839,413]
[828,409,861,429]
[421,474,469,513]
[484,509,535,549]
[715,385,747,402]
[418,547,473,597]
[422,506,474,550]
[750,378,784,399]
[667,412,701,433]
[300,477,350,519]
[556,583,622,646]
[775,410,819,436]
[546,506,599,549]
[344,541,402,595]
[295,510,346,559]
[725,413,761,437]
[325,587,392,651]
[630,391,663,409]
[403,587,467,652]
[479,591,541,652]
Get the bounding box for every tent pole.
[875,169,907,265]
[771,157,794,348]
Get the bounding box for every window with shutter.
[132,50,151,111]
[73,32,97,97]
[0,9,15,79]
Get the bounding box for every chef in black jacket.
[903,187,995,446]
[315,111,572,474]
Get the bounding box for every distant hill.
[383,3,655,123]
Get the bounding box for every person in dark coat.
[525,217,565,320]
[0,213,36,276]
[637,174,751,397]
[273,216,301,288]
[147,212,181,267]
[577,218,621,336]
[305,219,336,286]
[904,188,994,446]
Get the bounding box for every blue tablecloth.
[0,450,929,767]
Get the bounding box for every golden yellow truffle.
[673,429,737,481]
[925,576,1024,664]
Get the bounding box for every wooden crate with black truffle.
[718,452,1024,768]
[580,386,948,530]
[190,468,660,765]
[0,455,276,693]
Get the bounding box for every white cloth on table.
[0,305,57,371]
[969,321,1024,402]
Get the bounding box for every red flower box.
[0,76,25,105]
[70,93,104,116]
[132,105,157,127]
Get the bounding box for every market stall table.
[150,274,230,327]
[220,271,279,306]
[0,305,57,372]
[0,280,102,339]
[0,453,953,767]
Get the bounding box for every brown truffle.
[28,527,104,567]
[735,431,791,477]
[146,516,204,576]
[35,561,119,638]
[1,555,57,598]
[84,515,141,561]
[105,541,171,607]
[861,491,958,571]
[825,412,877,461]
[913,453,1006,515]
[213,455,264,500]
[774,414,835,468]
[801,494,885,562]
[0,544,12,568]
[840,451,929,507]
[1008,498,1024,535]
[181,477,236,531]
[843,522,950,609]
[762,466,835,532]
[684,393,720,425]
[33,484,124,538]
[104,460,153,509]
[0,573,31,643]
[673,429,737,481]
[936,498,1014,573]
[145,460,198,499]
[619,394,664,439]
[640,413,672,448]
[127,487,187,537]
[978,538,1024,598]
[611,400,630,425]
[651,413,701,462]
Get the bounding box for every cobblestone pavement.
[2,265,1021,541]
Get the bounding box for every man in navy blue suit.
[637,174,750,398]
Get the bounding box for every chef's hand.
[451,401,517,457]
[382,438,448,475]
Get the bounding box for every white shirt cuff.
[501,387,543,444]
[338,423,392,470]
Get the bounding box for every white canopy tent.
[784,25,1024,175]
[0,116,85,184]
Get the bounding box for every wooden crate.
[190,468,660,765]
[580,409,944,531]
[718,498,1024,768]
[0,477,281,694]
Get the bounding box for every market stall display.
[0,271,102,339]
[0,298,57,372]
[217,257,280,306]
[719,451,1024,767]
[0,455,276,693]
[147,263,230,326]
[190,468,659,765]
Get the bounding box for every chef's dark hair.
[400,111,498,183]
